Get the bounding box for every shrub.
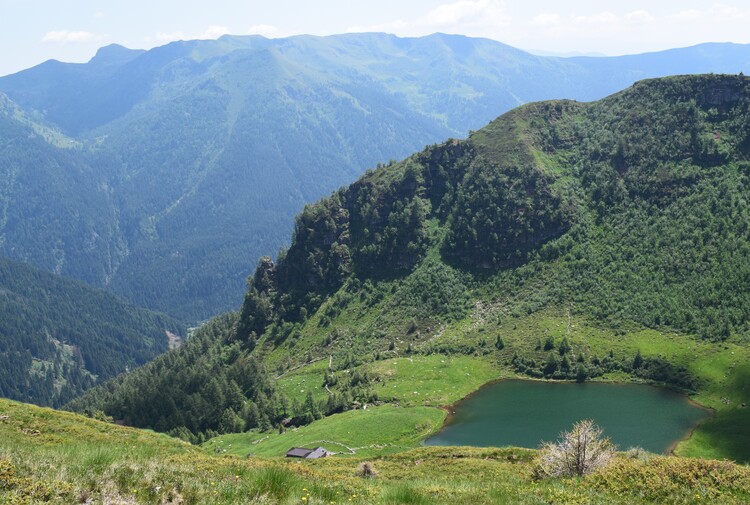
[536,419,616,478]
[357,462,378,478]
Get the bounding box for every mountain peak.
[89,43,145,68]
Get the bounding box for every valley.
[57,78,750,501]
[2,23,750,504]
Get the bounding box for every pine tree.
[544,354,559,376]
[495,335,505,350]
[544,336,555,351]
[558,336,571,355]
[632,349,644,369]
[575,365,588,383]
[561,354,571,371]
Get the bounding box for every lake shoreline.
[427,376,713,453]
[667,400,716,456]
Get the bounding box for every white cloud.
[709,4,741,16]
[346,19,409,34]
[146,25,229,44]
[709,3,750,18]
[672,9,701,21]
[626,10,654,24]
[573,12,618,25]
[531,13,561,27]
[199,25,230,40]
[665,3,750,25]
[40,30,98,43]
[94,11,105,19]
[247,24,282,38]
[517,3,750,56]
[425,0,510,28]
[670,5,750,22]
[347,0,510,37]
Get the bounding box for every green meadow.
[243,307,750,463]
[204,405,445,458]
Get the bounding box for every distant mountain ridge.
[1,34,750,321]
[6,36,750,136]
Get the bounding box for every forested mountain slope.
[2,35,750,321]
[0,255,184,407]
[71,75,750,462]
[235,73,750,346]
[0,93,124,284]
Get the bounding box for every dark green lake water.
[425,380,710,453]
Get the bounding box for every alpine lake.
[425,380,711,453]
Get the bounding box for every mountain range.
[2,34,750,321]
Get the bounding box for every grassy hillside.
[71,75,750,466]
[2,37,750,320]
[0,256,184,407]
[4,398,750,504]
[205,405,446,459]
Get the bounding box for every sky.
[3,0,750,77]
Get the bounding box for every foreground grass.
[3,398,750,504]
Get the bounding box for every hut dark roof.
[285,446,329,459]
[286,447,312,458]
